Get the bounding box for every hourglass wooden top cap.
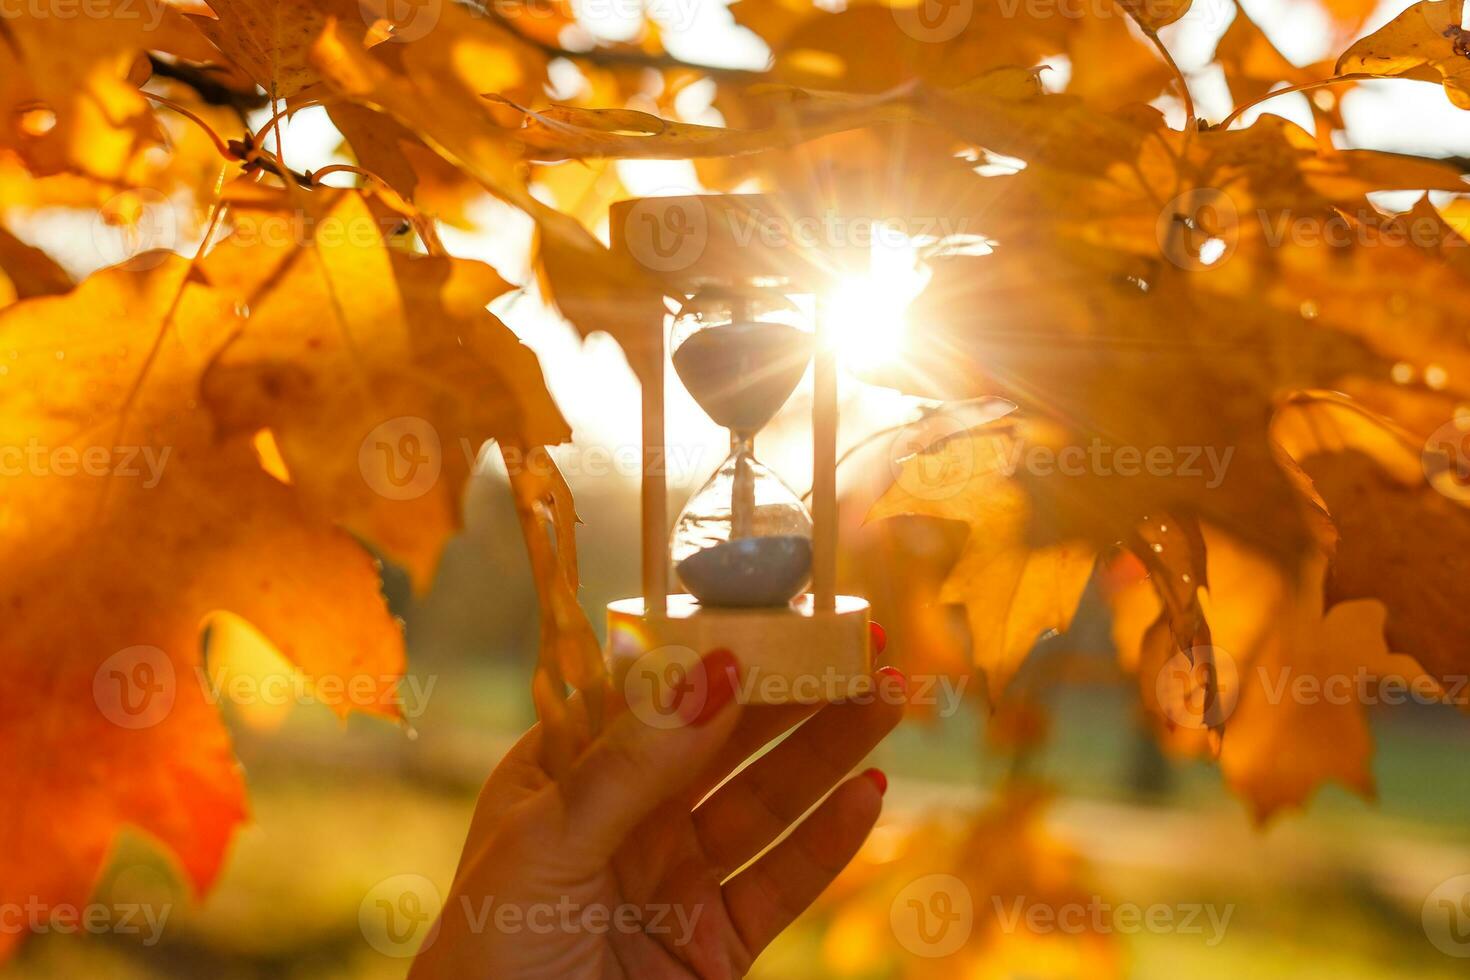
[611,193,868,292]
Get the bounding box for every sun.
[822,228,928,372]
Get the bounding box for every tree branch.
[146,54,268,121]
[471,2,768,83]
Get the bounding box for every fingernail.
[861,767,888,796]
[877,664,907,695]
[683,648,739,727]
[869,621,887,655]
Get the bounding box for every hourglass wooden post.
[605,194,873,705]
[812,298,838,613]
[641,331,667,618]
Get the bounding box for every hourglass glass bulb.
[670,289,812,433]
[671,440,813,607]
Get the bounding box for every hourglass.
[604,194,874,705]
[669,286,814,606]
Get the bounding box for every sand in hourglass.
[677,534,812,606]
[671,321,814,606]
[671,321,813,433]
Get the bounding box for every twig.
[251,99,330,150]
[141,91,233,159]
[146,54,268,119]
[1111,2,1196,127]
[1218,72,1375,129]
[308,165,444,252]
[801,420,913,503]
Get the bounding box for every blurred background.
[6,0,1470,976]
[10,454,1470,980]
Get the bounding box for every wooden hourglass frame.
[604,194,874,705]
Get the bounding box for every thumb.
[559,647,743,863]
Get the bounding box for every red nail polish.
[683,648,739,726]
[869,621,887,655]
[877,664,907,695]
[861,767,888,796]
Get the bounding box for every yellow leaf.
[870,422,1096,697]
[0,256,405,958]
[191,0,371,98]
[1116,0,1194,31]
[1336,0,1470,109]
[199,187,568,590]
[1204,532,1430,819]
[1273,390,1470,688]
[0,4,165,178]
[0,226,69,299]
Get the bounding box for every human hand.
[409,648,908,979]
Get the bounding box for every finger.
[463,683,607,842]
[457,686,607,876]
[692,666,906,875]
[456,724,547,870]
[689,621,889,803]
[558,648,743,864]
[685,702,818,805]
[724,769,887,958]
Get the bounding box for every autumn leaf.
[1273,391,1470,689]
[1336,0,1470,108]
[923,67,1164,172]
[0,256,406,957]
[305,11,674,371]
[192,0,372,99]
[197,186,567,590]
[0,4,162,179]
[816,782,1120,977]
[1063,8,1177,107]
[1106,515,1434,819]
[485,93,915,161]
[1217,1,1325,112]
[1105,549,1215,757]
[307,7,546,208]
[1201,531,1431,819]
[863,107,1467,563]
[9,0,1470,961]
[1323,0,1388,36]
[502,444,608,776]
[1102,391,1453,818]
[764,2,1169,106]
[871,244,1364,567]
[1116,0,1194,31]
[0,226,70,300]
[325,103,424,199]
[870,421,1097,699]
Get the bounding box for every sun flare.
[822,228,928,372]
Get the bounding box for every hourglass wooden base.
[605,595,874,705]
